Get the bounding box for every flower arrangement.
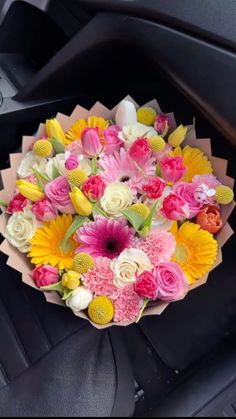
[0,98,235,328]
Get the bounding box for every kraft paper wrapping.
[0,97,235,329]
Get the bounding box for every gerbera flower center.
[174,242,189,264]
[119,175,131,183]
[105,238,119,254]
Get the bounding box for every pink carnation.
[82,257,117,296]
[128,137,151,164]
[139,230,176,267]
[31,197,58,222]
[173,182,203,218]
[111,287,142,323]
[24,174,37,184]
[160,156,186,183]
[31,265,59,288]
[103,125,123,154]
[6,193,28,214]
[134,271,158,300]
[65,140,83,155]
[154,262,188,301]
[82,175,105,200]
[143,176,166,199]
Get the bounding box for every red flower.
[160,156,186,183]
[143,176,166,199]
[82,175,106,201]
[134,271,158,300]
[161,193,189,220]
[128,137,151,164]
[7,193,28,214]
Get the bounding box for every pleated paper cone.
[0,97,235,329]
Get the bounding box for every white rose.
[118,123,157,149]
[46,153,91,178]
[115,100,137,127]
[111,248,153,288]
[17,152,47,178]
[4,209,40,253]
[100,181,133,217]
[66,286,93,312]
[45,153,67,177]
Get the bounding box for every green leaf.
[32,168,51,182]
[132,161,147,180]
[141,200,159,230]
[41,281,64,293]
[61,289,73,301]
[0,199,8,207]
[136,298,150,323]
[121,209,145,231]
[50,137,65,154]
[60,215,88,251]
[32,170,44,192]
[156,163,161,177]
[92,203,108,218]
[52,164,60,179]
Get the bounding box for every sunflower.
[28,214,77,270]
[66,116,109,144]
[170,145,213,182]
[171,221,217,284]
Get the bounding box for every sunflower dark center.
[105,238,119,253]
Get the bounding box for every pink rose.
[82,175,106,201]
[154,114,169,136]
[65,154,78,170]
[143,176,166,199]
[103,125,123,154]
[31,265,59,288]
[160,156,186,183]
[154,262,188,301]
[173,182,203,218]
[161,193,189,220]
[45,176,75,213]
[128,137,151,164]
[81,128,102,156]
[31,197,58,221]
[6,193,28,214]
[134,271,158,300]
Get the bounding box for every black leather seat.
[0,252,135,417]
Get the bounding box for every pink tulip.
[81,128,102,157]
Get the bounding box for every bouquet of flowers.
[0,98,234,328]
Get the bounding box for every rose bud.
[196,205,223,234]
[154,114,169,137]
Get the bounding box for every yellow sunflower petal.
[28,214,76,270]
[172,221,217,284]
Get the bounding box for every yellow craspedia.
[62,270,80,290]
[67,168,87,187]
[73,253,94,274]
[215,185,234,205]
[33,139,53,157]
[129,203,150,219]
[137,107,157,126]
[88,296,114,325]
[148,135,166,152]
[168,124,187,148]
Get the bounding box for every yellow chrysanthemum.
[170,145,213,182]
[67,168,87,187]
[33,139,53,157]
[171,221,218,284]
[28,214,77,270]
[215,185,234,205]
[148,136,166,152]
[66,116,109,144]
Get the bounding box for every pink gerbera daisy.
[111,287,142,323]
[98,148,155,193]
[75,216,135,259]
[82,257,117,296]
[138,230,176,267]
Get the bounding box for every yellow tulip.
[62,271,80,290]
[16,180,44,202]
[168,124,188,148]
[45,118,67,145]
[69,186,92,216]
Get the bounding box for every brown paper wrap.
[0,97,235,329]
